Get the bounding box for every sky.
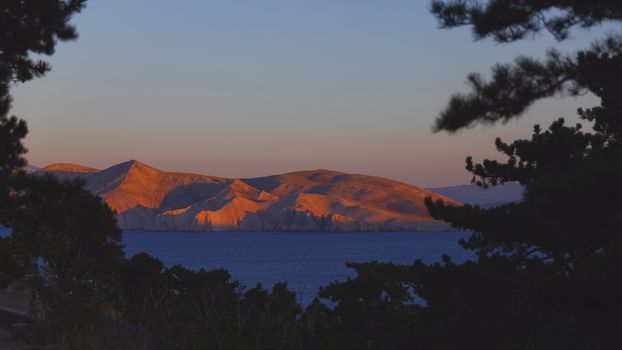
[10,0,610,187]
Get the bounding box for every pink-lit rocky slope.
[40,160,459,232]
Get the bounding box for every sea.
[2,229,474,304]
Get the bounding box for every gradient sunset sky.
[11,0,608,187]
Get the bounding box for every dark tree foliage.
[429,0,622,132]
[0,0,85,179]
[430,0,622,43]
[0,0,87,289]
[117,254,303,349]
[303,262,420,350]
[408,0,622,348]
[0,115,27,174]
[0,0,130,341]
[0,0,86,115]
[7,174,124,336]
[421,121,622,348]
[9,175,123,279]
[0,235,23,288]
[0,115,28,232]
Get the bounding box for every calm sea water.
[1,229,474,303]
[123,230,473,303]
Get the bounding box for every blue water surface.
[1,228,474,303]
[123,230,473,303]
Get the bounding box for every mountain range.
[430,183,523,208]
[37,160,466,232]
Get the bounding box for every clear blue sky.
[11,0,608,187]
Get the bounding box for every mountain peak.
[107,159,161,176]
[119,159,151,168]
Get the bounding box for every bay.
[1,228,474,303]
[123,230,473,303]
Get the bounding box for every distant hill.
[39,160,460,232]
[42,163,99,173]
[430,183,523,207]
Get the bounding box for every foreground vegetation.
[1,0,621,349]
